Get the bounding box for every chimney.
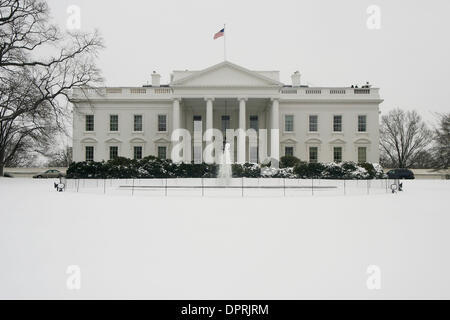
[151,71,161,87]
[291,71,301,87]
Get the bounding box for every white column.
[205,97,214,133]
[237,97,247,164]
[172,98,180,133]
[171,98,181,162]
[270,98,280,167]
[204,98,215,163]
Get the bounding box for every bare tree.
[430,113,450,169]
[44,145,72,167]
[380,108,432,168]
[0,0,103,175]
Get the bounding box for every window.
[333,115,342,132]
[221,115,230,132]
[193,115,202,133]
[358,115,367,132]
[285,146,294,157]
[158,114,167,132]
[333,147,342,163]
[221,116,230,143]
[134,115,142,132]
[249,146,258,163]
[285,115,294,132]
[309,115,318,132]
[85,115,94,131]
[158,146,167,160]
[134,146,142,160]
[109,146,118,160]
[85,146,94,161]
[309,147,318,163]
[358,147,367,163]
[193,146,202,163]
[110,115,118,131]
[250,115,258,131]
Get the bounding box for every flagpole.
[224,24,226,61]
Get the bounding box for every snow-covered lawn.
[0,178,449,299]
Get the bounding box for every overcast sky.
[47,0,449,122]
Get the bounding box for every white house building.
[70,61,383,165]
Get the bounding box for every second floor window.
[110,115,118,131]
[358,115,367,132]
[134,115,142,132]
[309,115,318,132]
[285,115,294,132]
[333,115,342,132]
[85,115,94,131]
[158,114,167,132]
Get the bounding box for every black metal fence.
[64,178,398,197]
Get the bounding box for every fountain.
[217,142,232,185]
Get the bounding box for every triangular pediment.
[305,138,322,144]
[329,138,346,144]
[171,61,283,87]
[153,137,171,144]
[81,137,98,143]
[130,137,146,143]
[105,138,122,144]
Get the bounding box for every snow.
[0,177,449,299]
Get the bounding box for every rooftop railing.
[71,87,173,99]
[280,87,378,96]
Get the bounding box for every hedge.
[66,156,385,180]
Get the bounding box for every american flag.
[214,28,225,40]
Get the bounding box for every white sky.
[47,0,450,122]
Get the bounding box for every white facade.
[70,61,383,164]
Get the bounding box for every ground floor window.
[158,146,167,160]
[249,146,258,163]
[249,115,258,131]
[358,147,367,163]
[333,146,342,163]
[193,145,202,163]
[285,146,294,157]
[309,147,318,163]
[134,146,143,160]
[109,146,118,160]
[85,146,94,162]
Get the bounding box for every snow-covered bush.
[66,158,385,179]
[232,163,261,177]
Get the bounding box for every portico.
[171,97,279,163]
